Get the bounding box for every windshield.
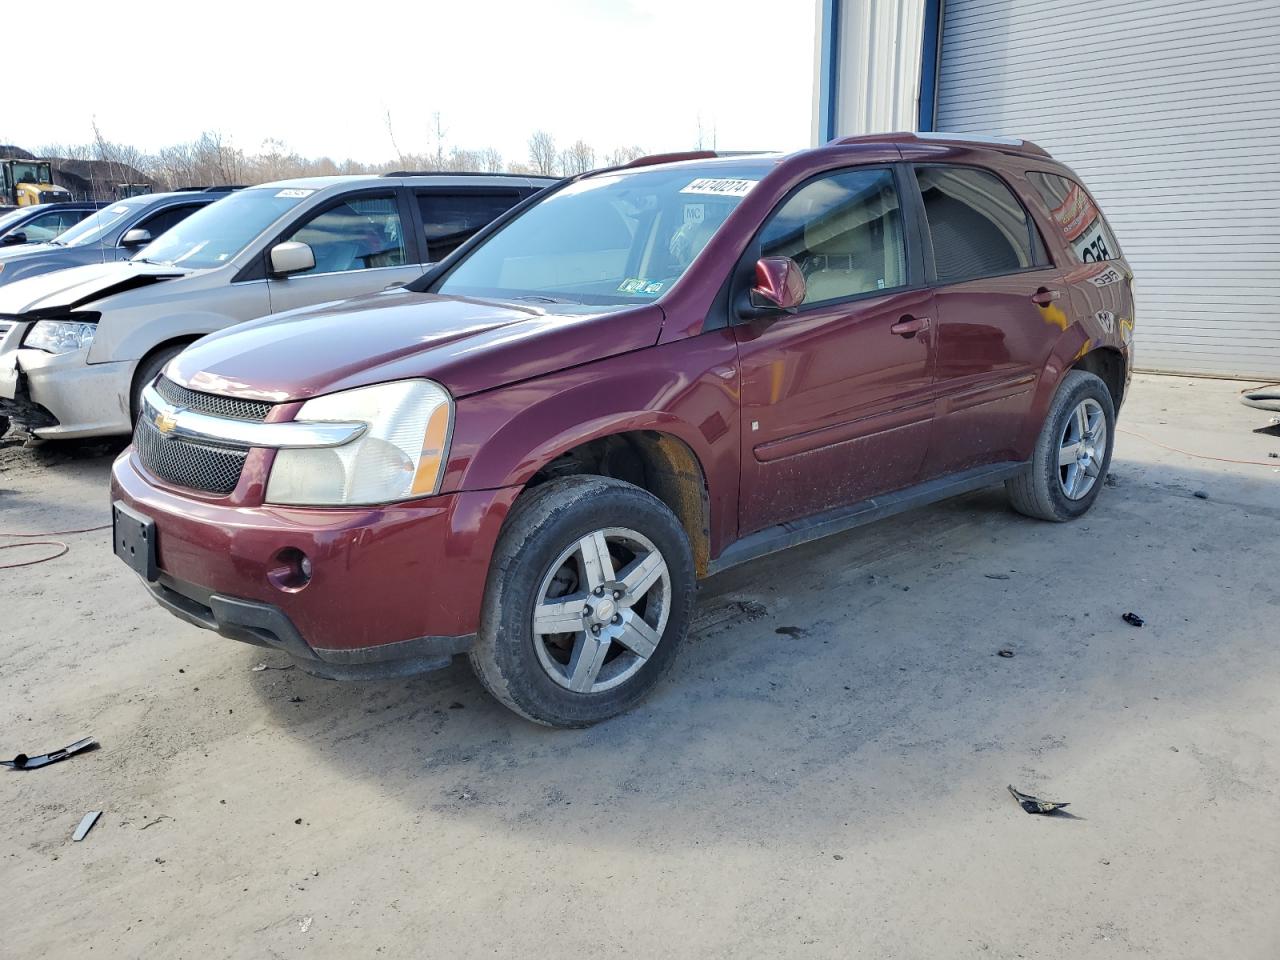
[135,187,314,269]
[436,162,772,307]
[53,201,140,247]
[9,162,51,184]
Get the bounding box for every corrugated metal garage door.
[935,0,1280,380]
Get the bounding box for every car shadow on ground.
[239,458,1280,849]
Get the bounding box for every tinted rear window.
[1026,171,1121,264]
[417,191,522,262]
[915,166,1038,283]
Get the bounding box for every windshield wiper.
[512,294,580,305]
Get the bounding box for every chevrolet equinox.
[111,133,1134,727]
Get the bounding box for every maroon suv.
[111,133,1134,726]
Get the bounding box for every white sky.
[5,0,818,166]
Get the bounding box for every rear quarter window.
[1026,171,1122,264]
[915,166,1040,284]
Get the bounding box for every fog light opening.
[267,547,312,592]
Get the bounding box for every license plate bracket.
[112,500,157,582]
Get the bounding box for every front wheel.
[469,476,695,727]
[130,344,187,428]
[1006,369,1116,522]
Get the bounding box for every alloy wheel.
[531,527,671,694]
[1058,397,1107,500]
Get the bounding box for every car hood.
[170,290,666,402]
[0,260,189,317]
[0,241,57,262]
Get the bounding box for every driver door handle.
[890,315,931,338]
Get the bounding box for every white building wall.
[935,0,1280,380]
[814,0,1280,379]
[812,0,926,142]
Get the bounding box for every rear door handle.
[890,315,931,338]
[1031,288,1061,306]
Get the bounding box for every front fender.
[445,331,742,554]
[89,310,236,364]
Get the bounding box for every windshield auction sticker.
[679,178,757,198]
[274,188,315,199]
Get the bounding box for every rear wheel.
[469,476,695,727]
[1006,369,1115,522]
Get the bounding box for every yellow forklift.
[1,159,72,205]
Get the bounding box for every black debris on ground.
[2,736,98,771]
[1007,785,1070,815]
[1122,612,1145,627]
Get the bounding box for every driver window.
[285,195,405,275]
[757,168,906,305]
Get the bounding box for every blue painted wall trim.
[817,0,841,142]
[918,0,944,131]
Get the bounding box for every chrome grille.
[155,376,273,422]
[134,417,247,495]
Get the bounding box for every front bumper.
[111,449,521,675]
[0,346,134,438]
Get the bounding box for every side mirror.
[739,256,806,321]
[120,228,152,247]
[269,241,315,277]
[1,231,25,245]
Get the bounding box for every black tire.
[1006,369,1116,522]
[130,344,187,426]
[469,475,696,727]
[0,415,10,439]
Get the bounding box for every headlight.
[25,319,97,355]
[265,379,453,506]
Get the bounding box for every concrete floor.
[2,373,1277,959]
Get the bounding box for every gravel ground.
[2,373,1278,959]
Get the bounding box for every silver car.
[0,173,553,438]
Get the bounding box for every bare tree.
[91,120,153,196]
[528,130,558,176]
[15,125,613,198]
[604,145,646,166]
[559,139,596,175]
[430,112,448,170]
[478,147,505,173]
[385,110,406,167]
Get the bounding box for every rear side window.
[1026,171,1121,263]
[417,191,521,262]
[756,167,907,305]
[915,166,1037,283]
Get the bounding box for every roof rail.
[623,150,718,169]
[378,170,551,179]
[832,131,1051,157]
[173,185,247,193]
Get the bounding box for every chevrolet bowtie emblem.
[154,409,180,435]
